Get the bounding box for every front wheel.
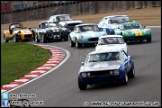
[3,34,9,43]
[5,39,9,43]
[64,36,68,41]
[128,66,135,78]
[70,37,75,47]
[78,77,87,90]
[75,39,82,48]
[147,37,151,43]
[35,34,40,43]
[120,71,128,85]
[13,34,19,43]
[41,35,47,43]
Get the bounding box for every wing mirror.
[128,56,132,60]
[81,62,84,65]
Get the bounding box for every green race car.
[114,21,151,43]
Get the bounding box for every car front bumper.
[79,75,123,84]
[123,34,151,41]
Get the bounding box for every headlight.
[110,71,113,74]
[81,73,86,77]
[114,70,119,75]
[78,35,83,41]
[87,73,91,76]
[144,29,151,34]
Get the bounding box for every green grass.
[1,42,51,86]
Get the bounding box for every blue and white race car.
[78,49,135,90]
[98,15,131,34]
[69,23,107,48]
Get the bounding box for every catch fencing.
[1,1,161,24]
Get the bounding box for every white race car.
[95,35,128,54]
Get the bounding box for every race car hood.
[81,31,106,37]
[80,61,122,72]
[59,20,82,26]
[124,29,149,33]
[95,44,127,52]
[123,29,151,36]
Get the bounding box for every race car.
[35,21,69,43]
[2,23,35,43]
[114,21,152,43]
[95,35,128,54]
[98,15,131,34]
[69,23,107,48]
[78,49,135,90]
[48,14,83,32]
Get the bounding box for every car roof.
[75,23,97,27]
[104,15,129,18]
[88,48,122,55]
[50,14,70,18]
[99,35,123,39]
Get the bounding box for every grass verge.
[1,42,51,86]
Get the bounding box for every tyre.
[147,37,151,43]
[139,39,143,43]
[35,34,40,43]
[124,39,128,44]
[78,77,87,90]
[75,39,82,48]
[31,30,35,41]
[128,66,135,78]
[64,36,68,41]
[70,37,75,47]
[5,39,9,43]
[120,71,128,85]
[41,35,47,43]
[13,34,19,43]
[3,34,9,43]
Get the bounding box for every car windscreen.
[86,52,120,62]
[110,16,130,24]
[41,23,48,28]
[79,25,99,32]
[123,23,143,29]
[99,37,125,44]
[57,15,73,21]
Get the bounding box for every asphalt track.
[3,27,161,107]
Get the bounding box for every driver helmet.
[10,25,16,29]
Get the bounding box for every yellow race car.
[3,23,35,43]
